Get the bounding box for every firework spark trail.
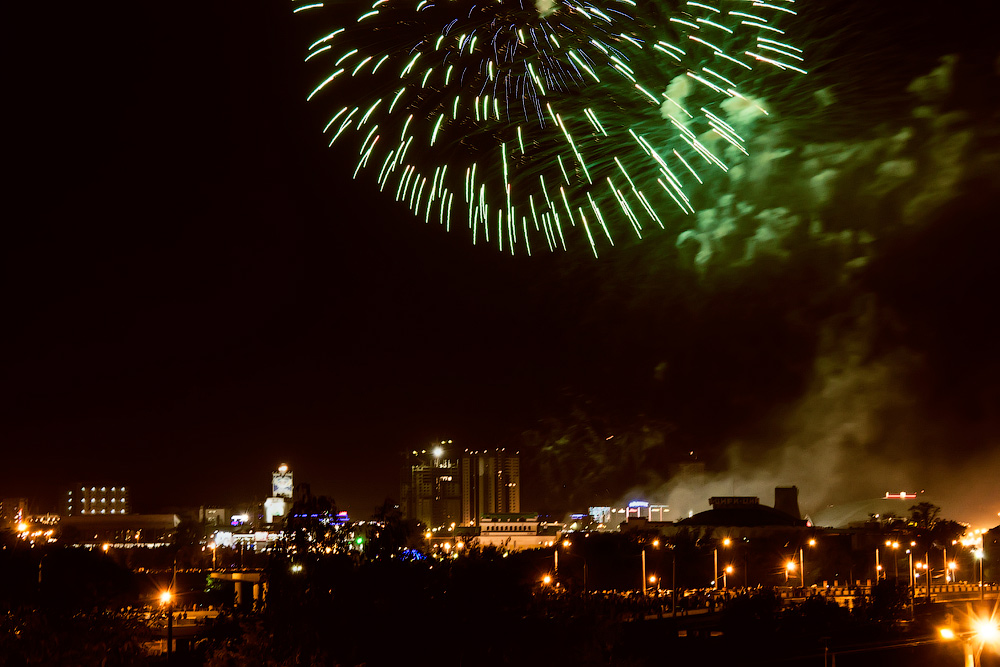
[294,0,804,255]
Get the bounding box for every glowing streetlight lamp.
[886,541,900,579]
[800,539,816,588]
[714,538,731,591]
[785,559,797,584]
[160,589,174,662]
[724,565,734,590]
[974,618,1000,644]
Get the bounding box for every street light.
[160,590,174,662]
[714,538,731,591]
[974,548,985,601]
[724,565,734,590]
[800,539,816,588]
[886,541,900,579]
[785,559,797,584]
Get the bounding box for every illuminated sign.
[884,492,916,499]
[709,496,760,507]
[628,500,649,508]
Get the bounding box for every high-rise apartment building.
[66,484,130,516]
[460,449,519,526]
[402,443,521,529]
[401,444,462,529]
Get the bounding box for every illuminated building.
[66,484,129,516]
[272,463,293,498]
[0,498,29,528]
[200,506,229,528]
[460,448,520,526]
[477,513,557,550]
[60,513,179,547]
[402,443,462,528]
[401,443,522,529]
[264,463,293,525]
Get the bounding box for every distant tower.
[272,463,293,498]
[265,463,293,524]
[774,486,801,520]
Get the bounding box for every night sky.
[6,0,999,524]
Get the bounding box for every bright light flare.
[974,618,1000,644]
[159,591,172,605]
[939,627,956,640]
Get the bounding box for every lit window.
[111,509,116,514]
[101,487,106,491]
[101,509,105,514]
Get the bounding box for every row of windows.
[69,487,126,493]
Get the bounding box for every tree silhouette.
[908,502,941,529]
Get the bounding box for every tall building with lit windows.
[401,443,521,529]
[460,449,520,526]
[401,441,462,529]
[66,484,129,516]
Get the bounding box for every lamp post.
[160,590,173,662]
[924,551,930,600]
[885,541,900,580]
[975,547,985,601]
[641,548,647,595]
[907,551,915,619]
[714,537,731,591]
